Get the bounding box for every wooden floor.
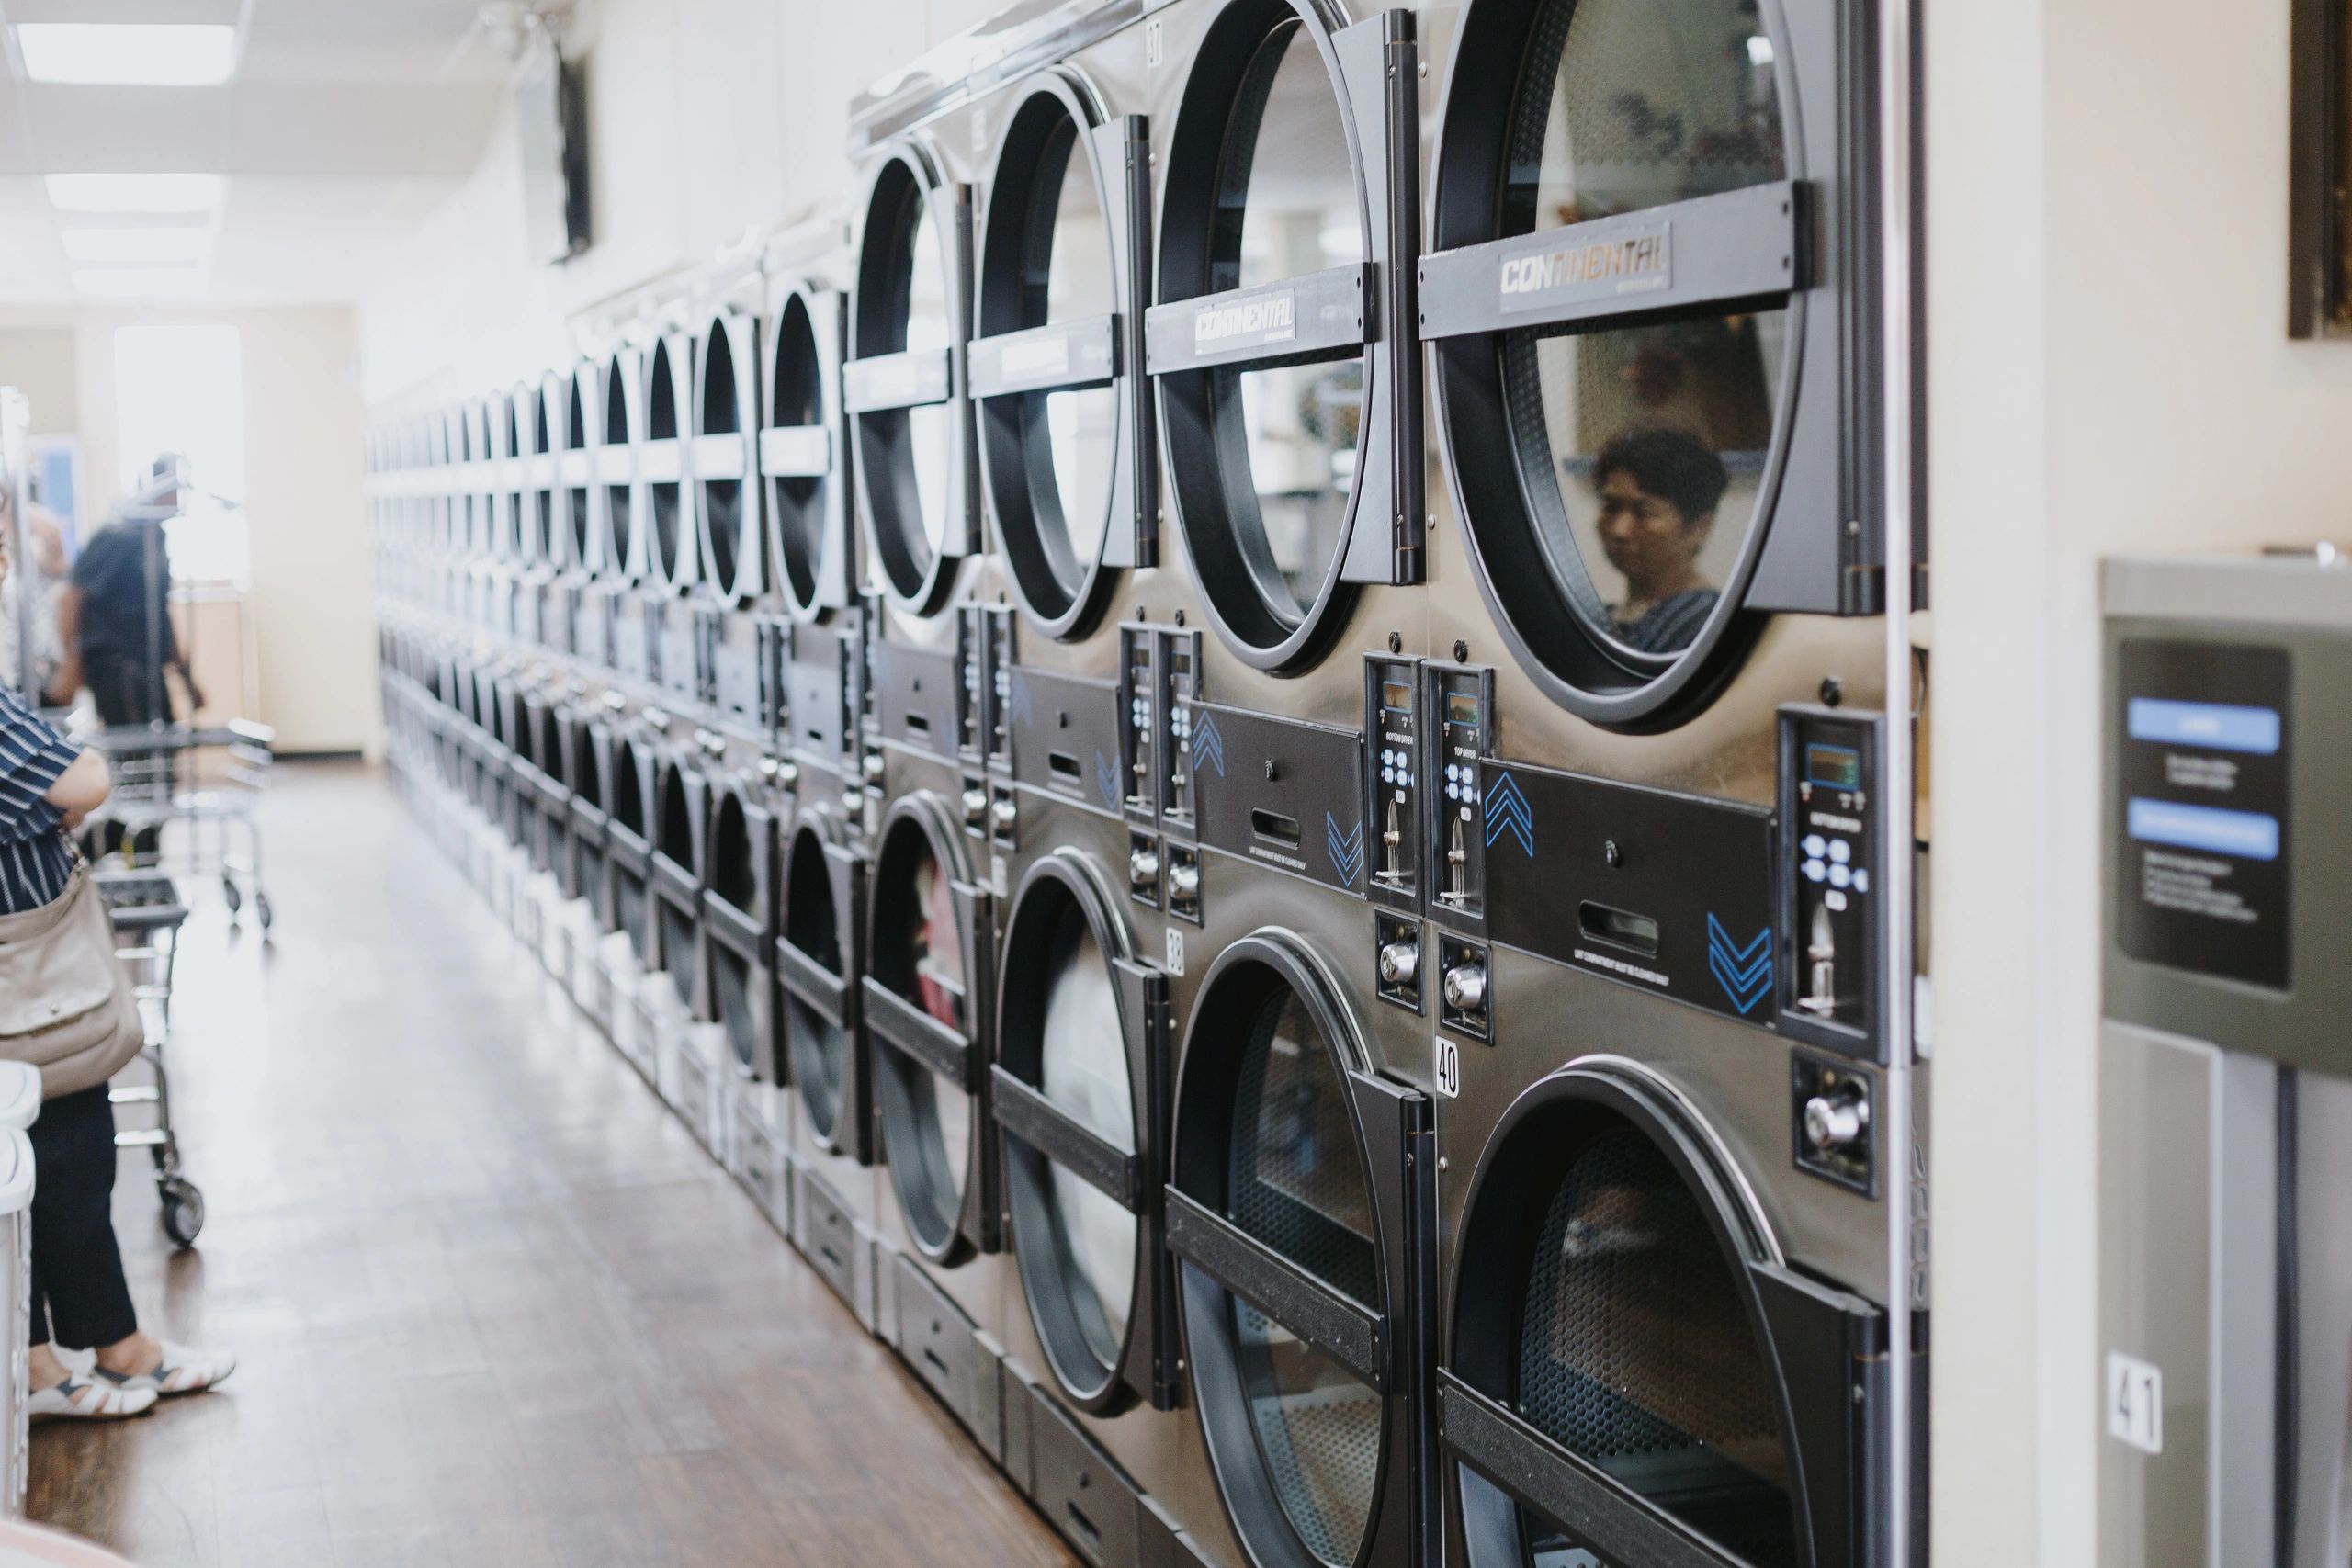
[28,761,1077,1568]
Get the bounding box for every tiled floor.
[27,761,1073,1567]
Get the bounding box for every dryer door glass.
[698,321,743,593]
[647,342,686,582]
[565,374,594,570]
[1038,905,1137,1361]
[768,295,830,609]
[977,87,1123,634]
[1227,988,1380,1566]
[1218,26,1360,620]
[1504,0,1785,660]
[1514,1114,1793,1566]
[786,838,848,1139]
[876,838,973,1247]
[906,201,958,563]
[604,362,636,574]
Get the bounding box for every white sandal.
[28,1374,156,1422]
[93,1340,235,1399]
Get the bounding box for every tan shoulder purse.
[0,860,146,1100]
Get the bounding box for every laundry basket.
[0,1126,34,1517]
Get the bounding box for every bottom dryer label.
[1478,758,1775,1023]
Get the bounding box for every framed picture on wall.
[2291,0,2352,335]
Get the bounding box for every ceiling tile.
[226,82,503,177]
[5,1,240,23]
[22,84,232,174]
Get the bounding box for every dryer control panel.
[1363,655,1420,908]
[1775,703,1883,1057]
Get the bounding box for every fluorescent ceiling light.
[44,174,222,214]
[61,227,208,264]
[16,24,238,86]
[74,267,203,301]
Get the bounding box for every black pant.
[27,1085,136,1350]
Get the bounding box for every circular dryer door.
[523,376,558,568]
[696,311,760,604]
[1154,0,1379,673]
[764,284,850,620]
[994,851,1159,1412]
[865,795,992,1264]
[974,76,1129,641]
[1448,1063,1815,1568]
[850,144,971,617]
[646,337,695,592]
[652,758,707,996]
[781,813,866,1158]
[1172,933,1399,1568]
[1429,0,1819,729]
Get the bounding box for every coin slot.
[1049,750,1083,784]
[1577,901,1659,956]
[1250,808,1301,848]
[1064,1502,1100,1560]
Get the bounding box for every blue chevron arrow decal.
[1705,913,1773,1016]
[1484,770,1534,857]
[1326,814,1365,886]
[1190,710,1226,777]
[1095,750,1121,811]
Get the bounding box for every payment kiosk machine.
[2099,550,2352,1566]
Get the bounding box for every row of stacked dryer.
[368,0,1926,1562]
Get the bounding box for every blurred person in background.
[52,456,204,729]
[0,525,234,1421]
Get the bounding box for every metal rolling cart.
[92,868,205,1247]
[85,720,276,931]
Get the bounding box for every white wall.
[0,305,376,755]
[354,0,1011,405]
[1927,0,2352,1560]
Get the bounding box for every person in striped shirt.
[0,532,233,1420]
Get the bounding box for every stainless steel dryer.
[486,386,522,641]
[517,691,571,887]
[1411,0,1923,1562]
[644,325,709,710]
[562,705,615,927]
[765,237,891,1336]
[604,726,661,968]
[704,758,786,1084]
[696,294,773,739]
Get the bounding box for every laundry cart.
[84,720,275,932]
[95,870,206,1247]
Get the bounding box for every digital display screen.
[1805,743,1861,791]
[1447,693,1482,728]
[1382,680,1413,715]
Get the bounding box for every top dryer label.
[1498,221,1672,313]
[1193,289,1296,352]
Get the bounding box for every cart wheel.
[255,893,273,932]
[159,1178,205,1247]
[222,879,243,916]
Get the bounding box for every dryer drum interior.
[850,148,970,615]
[1170,934,1426,1568]
[780,818,865,1156]
[603,355,639,579]
[763,288,848,618]
[704,789,774,1078]
[972,79,1135,640]
[646,339,690,589]
[1425,0,1868,728]
[695,313,756,603]
[1150,0,1385,672]
[864,796,991,1263]
[992,852,1165,1411]
[1443,1066,1888,1568]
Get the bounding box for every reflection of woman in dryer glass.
[1589,427,1729,653]
[908,853,966,1029]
